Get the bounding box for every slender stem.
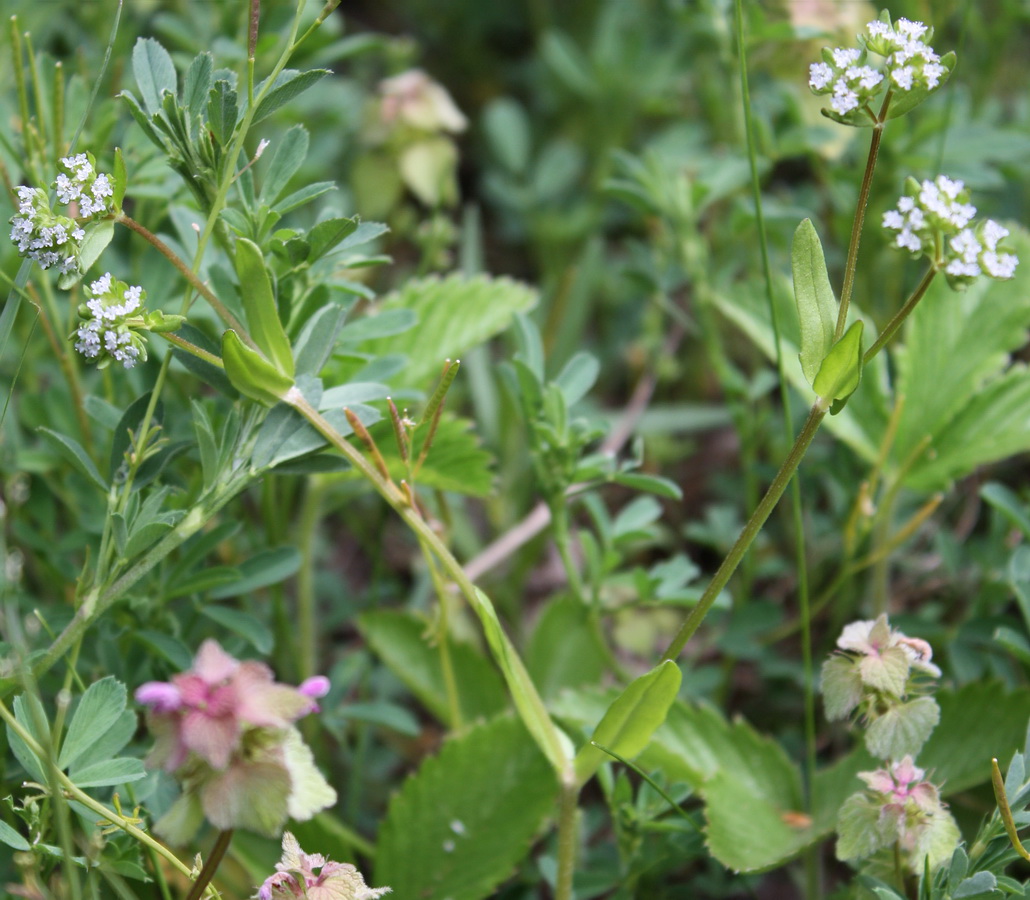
[864,266,938,362]
[550,500,583,599]
[0,699,206,890]
[661,402,828,661]
[158,331,225,368]
[185,829,234,900]
[296,478,323,682]
[835,92,892,340]
[116,214,253,343]
[555,775,579,900]
[419,535,463,730]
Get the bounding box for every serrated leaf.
[68,757,146,788]
[813,319,864,404]
[68,709,136,771]
[306,216,359,262]
[132,38,177,115]
[526,596,609,700]
[253,69,331,123]
[58,676,127,770]
[37,427,106,491]
[182,51,213,122]
[235,238,294,377]
[375,716,558,900]
[378,415,494,497]
[835,793,887,861]
[360,610,507,726]
[792,218,837,385]
[207,79,238,146]
[574,660,681,785]
[361,274,537,387]
[821,655,864,721]
[865,696,940,760]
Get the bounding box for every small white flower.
[896,18,928,40]
[831,47,861,68]
[809,62,834,90]
[982,251,1018,279]
[891,66,915,91]
[831,82,859,115]
[982,220,1009,251]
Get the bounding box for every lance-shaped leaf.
[221,330,293,406]
[813,319,864,408]
[235,238,294,377]
[574,660,681,786]
[792,219,837,385]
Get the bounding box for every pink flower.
[257,832,390,900]
[136,639,327,771]
[837,614,942,680]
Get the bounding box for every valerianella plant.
[882,175,1019,289]
[8,153,114,275]
[135,639,335,842]
[257,832,390,900]
[808,12,955,125]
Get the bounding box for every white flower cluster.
[54,153,114,218]
[864,18,946,92]
[808,16,947,120]
[883,176,1019,286]
[9,153,114,274]
[9,186,84,273]
[73,272,148,369]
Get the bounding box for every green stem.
[158,331,225,368]
[296,478,323,682]
[555,776,579,900]
[419,535,463,731]
[185,829,234,900]
[863,266,938,362]
[661,402,828,661]
[550,500,583,600]
[8,476,251,695]
[0,698,209,892]
[116,214,252,342]
[835,92,891,340]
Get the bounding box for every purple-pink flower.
[257,832,390,900]
[135,639,327,771]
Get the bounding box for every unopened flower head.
[883,176,1019,288]
[256,832,390,900]
[72,273,149,369]
[9,187,84,274]
[54,153,114,218]
[136,640,337,840]
[809,13,952,124]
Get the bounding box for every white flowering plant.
[808,12,956,126]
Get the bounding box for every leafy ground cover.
[2,1,1030,898]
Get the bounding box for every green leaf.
[336,702,420,737]
[293,305,346,377]
[472,588,572,774]
[58,218,116,289]
[201,605,274,653]
[37,427,106,491]
[813,319,864,405]
[68,757,146,788]
[360,610,507,726]
[792,218,838,385]
[132,37,177,115]
[235,238,294,377]
[207,79,238,146]
[260,124,309,204]
[68,709,136,771]
[0,819,30,851]
[306,216,359,262]
[981,482,1030,541]
[835,792,888,861]
[526,596,609,700]
[482,97,531,175]
[182,51,213,122]
[361,274,538,387]
[865,696,940,760]
[375,716,559,900]
[221,329,293,406]
[378,415,494,497]
[554,351,599,407]
[209,546,301,599]
[58,676,128,770]
[112,147,127,210]
[253,69,331,123]
[574,660,681,785]
[609,472,683,500]
[8,694,48,782]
